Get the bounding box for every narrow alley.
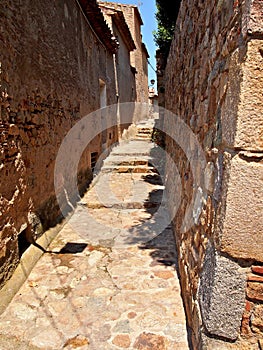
[1,0,263,349]
[0,119,189,350]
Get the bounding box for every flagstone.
[0,125,189,349]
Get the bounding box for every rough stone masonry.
[0,0,120,289]
[164,0,263,349]
[0,0,149,293]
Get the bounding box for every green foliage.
[152,127,165,148]
[153,0,182,59]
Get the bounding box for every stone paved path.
[0,120,189,350]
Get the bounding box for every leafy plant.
[153,0,182,60]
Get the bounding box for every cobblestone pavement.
[0,121,190,350]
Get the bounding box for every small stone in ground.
[133,332,168,350]
[63,334,89,348]
[112,334,131,348]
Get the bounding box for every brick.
[241,301,253,336]
[245,300,252,312]
[251,266,263,276]
[247,275,263,283]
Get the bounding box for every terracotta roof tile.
[78,0,118,53]
[99,4,136,51]
[98,1,143,25]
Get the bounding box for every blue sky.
[140,0,158,87]
[111,0,158,87]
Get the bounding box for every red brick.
[245,300,252,312]
[247,274,263,283]
[251,266,263,276]
[241,301,253,336]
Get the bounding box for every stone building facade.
[163,0,263,349]
[0,0,148,289]
[99,3,136,104]
[98,2,136,133]
[99,1,149,103]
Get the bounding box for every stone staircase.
[101,120,157,175]
[132,125,153,140]
[79,119,165,214]
[0,117,190,350]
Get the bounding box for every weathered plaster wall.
[111,16,136,133]
[112,3,149,103]
[164,0,263,348]
[111,22,136,103]
[129,9,149,104]
[0,0,117,288]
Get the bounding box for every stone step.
[134,134,152,137]
[111,152,152,157]
[0,117,190,350]
[111,143,154,156]
[137,130,152,135]
[103,160,149,167]
[81,201,161,210]
[131,136,152,141]
[101,165,158,174]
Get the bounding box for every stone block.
[133,332,168,350]
[248,0,263,35]
[199,244,246,341]
[221,49,242,148]
[251,304,263,333]
[236,40,263,150]
[222,41,263,150]
[247,282,263,302]
[218,153,263,262]
[112,334,131,348]
[201,334,259,350]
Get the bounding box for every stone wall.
[0,0,119,288]
[164,0,263,349]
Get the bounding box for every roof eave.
[112,12,136,51]
[142,43,149,58]
[78,0,118,54]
